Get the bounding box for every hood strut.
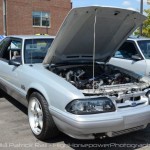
[93,9,97,92]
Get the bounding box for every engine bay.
[50,64,139,90]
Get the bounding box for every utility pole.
[140,0,143,36]
[3,0,7,36]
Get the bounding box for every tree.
[135,9,150,38]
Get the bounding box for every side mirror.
[131,55,142,61]
[8,60,21,66]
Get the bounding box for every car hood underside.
[43,6,146,64]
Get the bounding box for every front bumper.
[50,105,150,139]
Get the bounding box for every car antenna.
[92,8,97,92]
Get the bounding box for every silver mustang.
[0,6,150,141]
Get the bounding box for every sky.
[72,0,150,11]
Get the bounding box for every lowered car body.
[0,6,150,140]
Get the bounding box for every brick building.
[0,0,72,35]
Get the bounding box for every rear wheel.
[28,92,59,141]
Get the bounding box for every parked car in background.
[109,37,150,76]
[0,6,150,141]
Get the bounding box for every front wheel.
[28,92,59,141]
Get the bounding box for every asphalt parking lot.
[0,94,150,150]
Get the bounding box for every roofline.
[127,38,150,41]
[7,35,55,40]
[128,36,150,41]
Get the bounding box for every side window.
[114,42,138,60]
[0,38,11,57]
[138,40,150,59]
[1,38,22,63]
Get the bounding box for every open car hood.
[43,6,146,64]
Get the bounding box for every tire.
[28,92,59,141]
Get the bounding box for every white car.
[109,37,150,76]
[0,6,150,141]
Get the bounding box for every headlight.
[66,97,116,115]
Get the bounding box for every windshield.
[24,38,53,64]
[137,40,150,59]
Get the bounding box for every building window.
[32,12,50,27]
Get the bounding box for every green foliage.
[135,9,150,38]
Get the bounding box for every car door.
[0,37,26,105]
[109,41,147,76]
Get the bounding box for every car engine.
[50,64,138,90]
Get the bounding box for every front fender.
[27,83,51,106]
[27,81,84,111]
